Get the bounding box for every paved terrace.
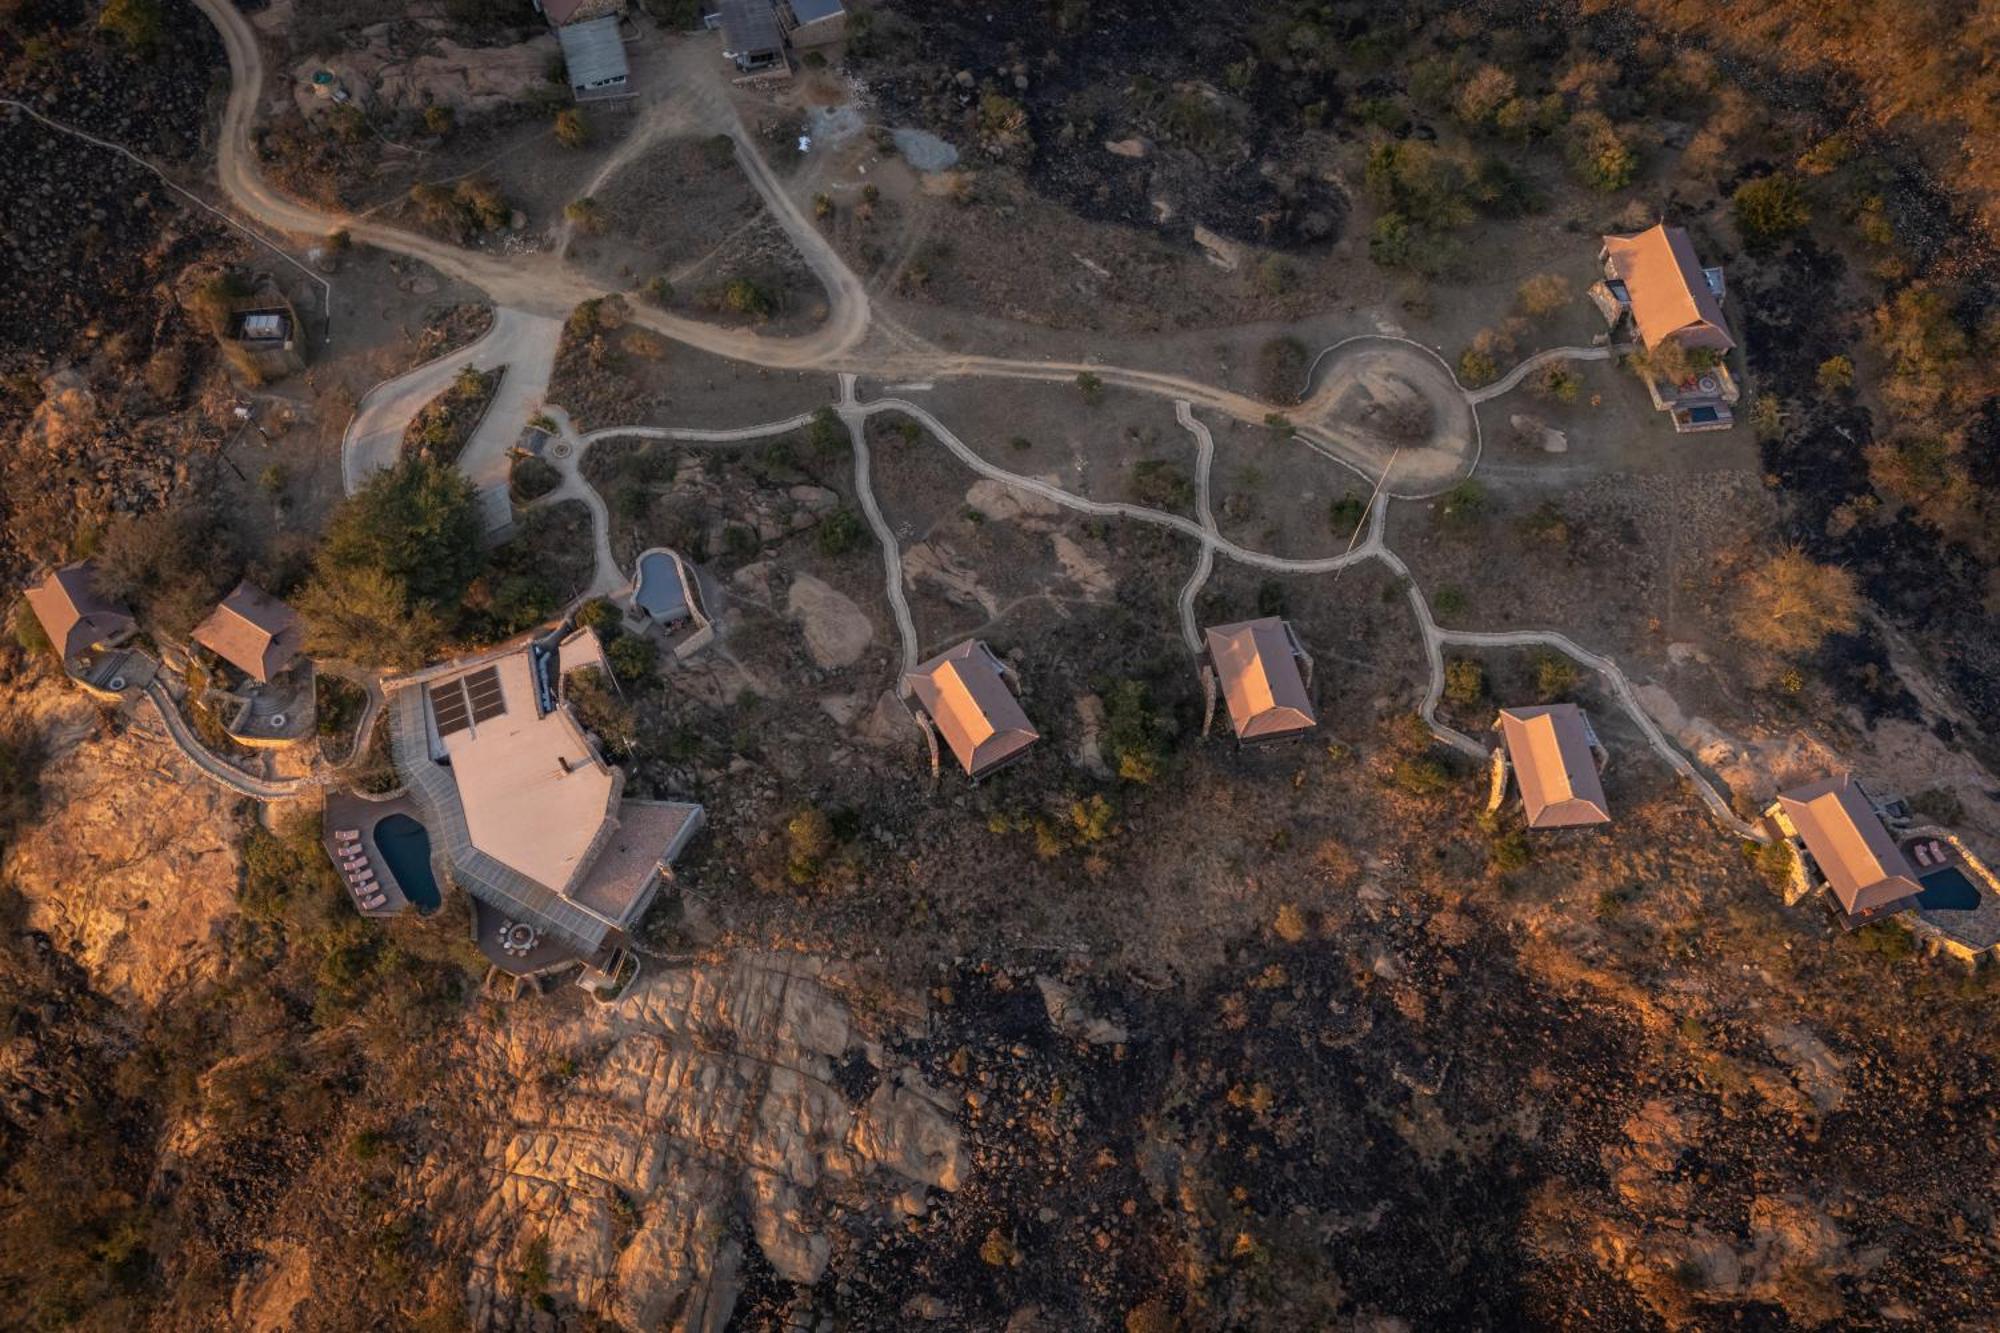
[387,685,611,957]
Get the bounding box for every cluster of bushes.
[574,597,659,686]
[408,178,511,241]
[402,365,500,467]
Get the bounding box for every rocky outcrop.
[1,682,243,1006]
[450,954,965,1330]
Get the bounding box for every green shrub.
[1076,370,1105,404]
[1328,490,1367,535]
[807,406,849,457]
[1131,459,1194,510]
[1392,754,1453,797]
[1458,346,1499,387]
[606,634,657,685]
[1104,679,1173,784]
[817,508,864,556]
[1444,658,1486,706]
[1433,584,1468,617]
[1734,174,1811,251]
[1816,355,1854,395]
[554,108,588,148]
[786,807,835,885]
[1534,652,1580,700]
[1438,479,1486,527]
[1488,826,1531,872]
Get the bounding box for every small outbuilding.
[1201,617,1316,743]
[718,0,788,74]
[1493,703,1611,829]
[537,0,631,102]
[24,562,135,670]
[1765,775,1922,929]
[903,640,1039,781]
[193,581,303,685]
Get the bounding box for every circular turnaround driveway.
[1297,336,1480,498]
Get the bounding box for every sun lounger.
[335,829,361,842]
[349,873,377,889]
[1915,845,1932,867]
[361,895,386,910]
[1932,840,1948,861]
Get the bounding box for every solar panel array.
[429,680,472,737]
[465,666,506,723]
[427,666,508,738]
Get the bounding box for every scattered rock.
[1036,976,1130,1046]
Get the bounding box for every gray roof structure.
[720,0,784,54]
[559,15,629,95]
[790,0,844,22]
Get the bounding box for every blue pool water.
[1917,866,1979,912]
[634,550,691,622]
[373,813,441,913]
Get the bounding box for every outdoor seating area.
[334,828,388,912]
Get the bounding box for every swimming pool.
[372,813,442,913]
[1917,866,1980,912]
[633,548,692,623]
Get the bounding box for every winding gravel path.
[1173,402,1219,653]
[142,680,308,801]
[1465,344,1619,405]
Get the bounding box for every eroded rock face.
[2,683,241,1006]
[456,954,965,1331]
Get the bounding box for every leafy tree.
[1563,111,1635,191]
[297,564,448,669]
[422,104,454,137]
[554,107,588,148]
[565,665,632,746]
[1733,173,1811,251]
[300,457,483,665]
[564,196,605,233]
[1455,64,1517,128]
[1732,547,1860,657]
[99,0,163,50]
[1804,358,1854,404]
[786,807,835,885]
[94,498,239,641]
[321,457,484,607]
[1516,273,1571,317]
[1076,370,1105,404]
[817,508,864,556]
[1458,345,1499,387]
[606,634,657,685]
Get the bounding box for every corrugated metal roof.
[1775,776,1923,916]
[1205,617,1316,741]
[559,15,629,93]
[1498,704,1611,829]
[790,0,844,23]
[904,640,1038,778]
[1601,223,1734,353]
[721,0,783,53]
